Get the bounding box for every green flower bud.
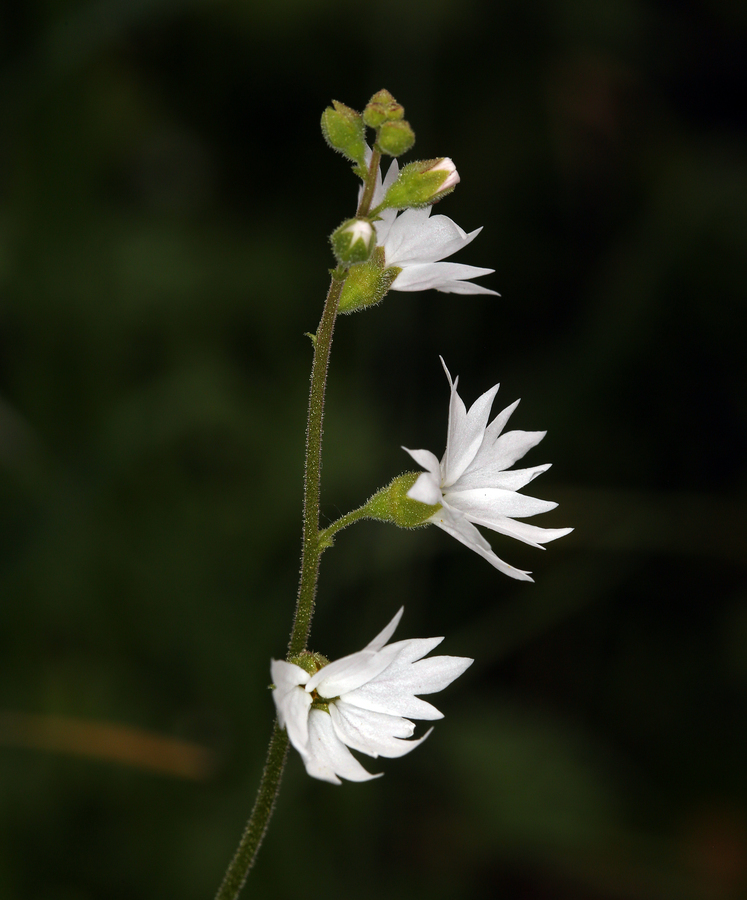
[363,89,405,127]
[330,218,376,266]
[321,100,367,166]
[377,119,416,157]
[364,473,441,529]
[380,157,460,209]
[362,103,388,128]
[338,247,400,313]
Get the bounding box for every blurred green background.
[1,0,746,897]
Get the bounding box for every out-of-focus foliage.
[1,0,745,898]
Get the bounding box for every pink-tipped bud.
[430,158,460,192]
[380,158,461,209]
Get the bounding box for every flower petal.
[378,636,445,666]
[271,660,312,750]
[431,501,491,551]
[454,462,552,493]
[341,639,472,722]
[363,606,404,652]
[476,429,547,472]
[307,643,401,698]
[378,653,474,697]
[302,708,381,784]
[402,446,441,479]
[446,487,558,519]
[431,504,534,581]
[442,372,501,487]
[343,683,445,721]
[433,279,501,296]
[373,208,398,246]
[390,262,496,293]
[383,209,481,267]
[466,514,574,549]
[407,471,442,506]
[330,700,430,759]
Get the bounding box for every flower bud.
[380,157,460,209]
[377,120,416,157]
[330,218,376,266]
[338,247,400,313]
[320,100,367,166]
[363,89,405,127]
[363,473,441,528]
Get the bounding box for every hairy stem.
[213,147,382,900]
[318,504,372,547]
[356,146,381,218]
[213,725,288,900]
[211,273,345,900]
[287,271,345,656]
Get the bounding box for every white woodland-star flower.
[404,360,573,582]
[271,608,472,784]
[364,156,498,295]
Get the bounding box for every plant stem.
[356,146,381,218]
[287,271,345,656]
[211,273,345,900]
[213,724,288,900]
[318,504,371,547]
[213,147,381,900]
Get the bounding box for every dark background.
[1,1,746,898]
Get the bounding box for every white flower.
[404,360,573,582]
[271,608,472,785]
[363,157,498,295]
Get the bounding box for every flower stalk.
[356,146,381,218]
[213,144,384,900]
[290,143,381,655]
[213,724,288,900]
[288,268,345,657]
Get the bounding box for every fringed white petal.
[303,709,380,784]
[390,261,496,293]
[330,701,429,759]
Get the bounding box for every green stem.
[318,504,372,547]
[213,724,288,900]
[213,147,382,900]
[356,146,381,218]
[211,272,347,900]
[287,270,345,656]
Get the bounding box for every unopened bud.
[321,101,366,166]
[363,89,405,127]
[381,157,460,209]
[330,218,376,266]
[377,119,416,157]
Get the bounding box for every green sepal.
[381,158,458,209]
[363,473,441,529]
[321,100,367,166]
[377,120,415,157]
[338,247,400,314]
[288,650,330,676]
